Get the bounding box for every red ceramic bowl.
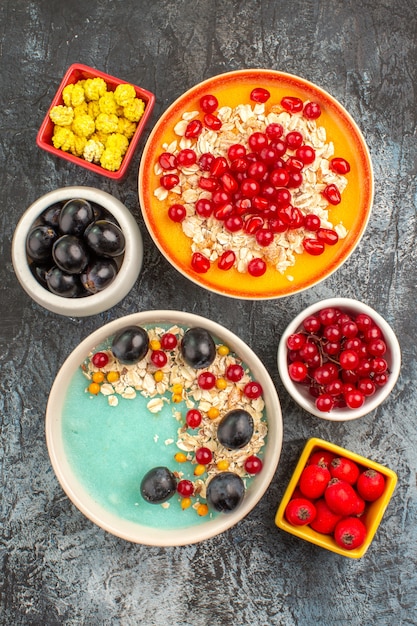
[37,63,155,180]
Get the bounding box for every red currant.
[195,447,213,464]
[186,409,202,429]
[244,455,263,474]
[226,363,244,382]
[176,148,197,167]
[151,350,168,368]
[198,371,216,389]
[243,381,263,399]
[177,479,194,497]
[160,333,178,350]
[288,361,308,382]
[92,352,109,368]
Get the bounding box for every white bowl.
[277,298,401,421]
[46,310,283,546]
[12,186,143,317]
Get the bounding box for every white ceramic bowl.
[277,298,401,421]
[46,310,283,546]
[12,186,143,316]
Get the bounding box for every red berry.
[330,457,360,485]
[244,455,263,474]
[344,389,365,409]
[226,363,244,382]
[285,498,317,526]
[204,113,222,131]
[198,371,216,389]
[324,478,360,516]
[308,450,336,469]
[286,333,306,351]
[92,352,109,368]
[309,499,342,534]
[303,238,325,255]
[286,131,304,149]
[299,464,331,499]
[288,361,308,383]
[243,381,263,399]
[158,152,177,170]
[186,409,202,429]
[356,469,386,501]
[334,517,367,550]
[160,174,179,190]
[316,393,335,412]
[160,333,178,350]
[151,350,168,368]
[195,447,213,464]
[177,479,194,497]
[317,228,339,246]
[228,143,246,160]
[177,148,197,167]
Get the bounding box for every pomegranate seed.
[177,148,197,167]
[250,87,270,103]
[212,189,231,206]
[269,217,287,233]
[272,139,287,156]
[281,96,303,113]
[296,145,316,165]
[199,176,219,191]
[287,171,303,188]
[248,258,267,276]
[160,174,179,190]
[228,144,246,160]
[323,183,342,205]
[210,156,228,177]
[220,172,238,193]
[259,146,280,165]
[270,168,290,187]
[303,238,325,255]
[214,203,234,220]
[168,204,187,222]
[286,157,304,172]
[304,214,321,231]
[286,131,303,149]
[241,178,261,198]
[224,215,243,232]
[198,152,215,171]
[265,123,284,139]
[317,228,339,245]
[158,152,177,170]
[185,119,203,138]
[196,198,214,218]
[330,157,351,174]
[303,101,321,119]
[275,188,292,207]
[204,113,222,130]
[247,160,268,180]
[200,94,218,113]
[248,132,268,153]
[252,196,269,212]
[230,157,248,173]
[244,215,264,234]
[191,252,210,273]
[218,249,236,270]
[235,198,252,215]
[256,228,274,246]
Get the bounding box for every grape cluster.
[286,307,390,412]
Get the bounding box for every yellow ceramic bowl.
[275,438,397,558]
[138,69,373,299]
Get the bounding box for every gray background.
[1,0,416,624]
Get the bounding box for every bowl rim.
[45,309,283,546]
[275,437,398,558]
[138,68,374,299]
[36,63,156,180]
[277,297,401,421]
[11,186,143,316]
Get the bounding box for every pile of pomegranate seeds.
[154,88,350,277]
[286,307,390,412]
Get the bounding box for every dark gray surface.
[1,0,416,624]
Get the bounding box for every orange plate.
[138,69,373,299]
[37,63,155,180]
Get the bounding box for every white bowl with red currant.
[277,298,401,420]
[12,186,143,317]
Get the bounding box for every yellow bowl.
[138,69,373,299]
[275,438,397,558]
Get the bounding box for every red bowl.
[37,63,155,180]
